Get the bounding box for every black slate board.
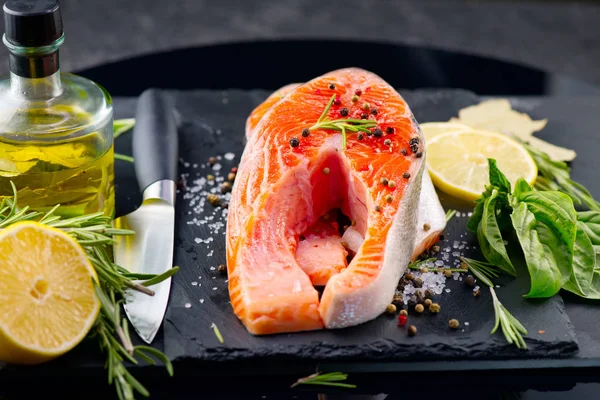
[112,89,578,364]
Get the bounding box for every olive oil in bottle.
[0,0,114,218]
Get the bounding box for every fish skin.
[228,68,426,334]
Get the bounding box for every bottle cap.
[3,0,63,47]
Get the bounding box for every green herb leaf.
[445,209,457,222]
[113,119,135,140]
[488,159,512,194]
[477,189,516,276]
[510,202,563,297]
[291,372,356,389]
[114,153,134,163]
[578,211,600,246]
[516,190,577,286]
[513,177,533,199]
[211,322,224,344]
[467,185,494,232]
[563,222,596,297]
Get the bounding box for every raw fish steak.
[227,68,427,335]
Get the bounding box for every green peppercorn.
[385,194,393,203]
[386,304,397,314]
[432,245,440,252]
[362,102,370,110]
[388,180,396,188]
[415,304,424,313]
[429,303,441,313]
[400,309,408,316]
[473,289,481,298]
[449,319,460,329]
[423,223,431,231]
[420,267,429,273]
[351,94,359,102]
[323,167,330,175]
[424,289,433,299]
[444,270,453,278]
[408,325,417,336]
[405,272,415,281]
[424,299,433,307]
[414,277,423,288]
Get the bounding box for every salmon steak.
[227,68,442,335]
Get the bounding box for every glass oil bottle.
[0,0,114,218]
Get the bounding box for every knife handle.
[132,89,178,195]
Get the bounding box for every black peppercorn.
[290,137,300,147]
[371,108,378,115]
[302,128,310,137]
[465,275,475,287]
[386,126,394,134]
[403,172,411,179]
[329,83,336,89]
[373,128,383,138]
[340,107,349,117]
[401,149,408,156]
[357,133,364,140]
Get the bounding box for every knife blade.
[113,88,178,344]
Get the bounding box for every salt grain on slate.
[192,282,198,286]
[185,303,191,308]
[199,299,205,304]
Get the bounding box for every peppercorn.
[386,304,397,314]
[323,167,330,175]
[351,94,359,102]
[414,277,423,288]
[380,177,389,186]
[231,167,238,173]
[424,299,433,307]
[392,294,404,306]
[385,194,393,203]
[408,325,417,336]
[416,152,423,158]
[409,137,420,145]
[415,304,424,313]
[176,178,185,190]
[414,290,423,300]
[220,201,229,209]
[299,235,306,241]
[429,303,441,313]
[473,289,481,298]
[208,156,217,165]
[398,314,407,326]
[407,298,416,309]
[355,89,362,96]
[228,172,236,181]
[361,113,368,120]
[207,174,215,181]
[340,107,349,117]
[329,83,336,89]
[334,97,341,106]
[221,182,232,193]
[400,309,408,316]
[217,264,227,275]
[386,126,394,134]
[424,289,433,299]
[440,234,445,240]
[373,128,383,138]
[465,275,475,287]
[398,283,405,291]
[403,172,411,179]
[357,133,364,140]
[388,180,396,188]
[449,319,460,329]
[384,139,392,146]
[207,193,221,206]
[362,102,370,110]
[405,272,415,281]
[371,108,378,115]
[290,137,300,147]
[460,260,469,270]
[302,128,310,137]
[423,224,432,232]
[401,149,408,156]
[432,245,440,252]
[366,129,372,136]
[420,267,429,273]
[374,205,382,212]
[444,270,453,278]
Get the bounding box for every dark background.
[0,0,599,86]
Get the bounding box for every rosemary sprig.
[310,95,377,150]
[445,209,457,222]
[461,257,527,348]
[0,183,175,399]
[114,118,136,140]
[291,372,356,389]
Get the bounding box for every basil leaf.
[467,185,493,233]
[513,178,533,200]
[477,189,516,276]
[488,159,511,194]
[578,211,600,246]
[518,191,577,285]
[563,222,595,297]
[510,202,563,298]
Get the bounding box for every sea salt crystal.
[212,163,222,171]
[184,162,190,168]
[224,152,235,160]
[194,238,202,244]
[207,250,214,257]
[199,299,205,304]
[452,251,461,257]
[184,303,191,308]
[467,212,473,217]
[210,267,216,271]
[435,260,444,267]
[213,287,218,290]
[192,282,198,286]
[452,241,459,249]
[464,322,470,326]
[445,288,451,293]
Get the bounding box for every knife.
[113,88,178,344]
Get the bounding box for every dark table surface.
[5,40,600,400]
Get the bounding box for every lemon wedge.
[0,221,100,364]
[425,129,537,201]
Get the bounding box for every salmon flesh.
[227,68,443,335]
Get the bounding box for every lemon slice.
[426,129,537,201]
[419,122,473,143]
[0,222,100,364]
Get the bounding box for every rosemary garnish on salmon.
[310,94,377,150]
